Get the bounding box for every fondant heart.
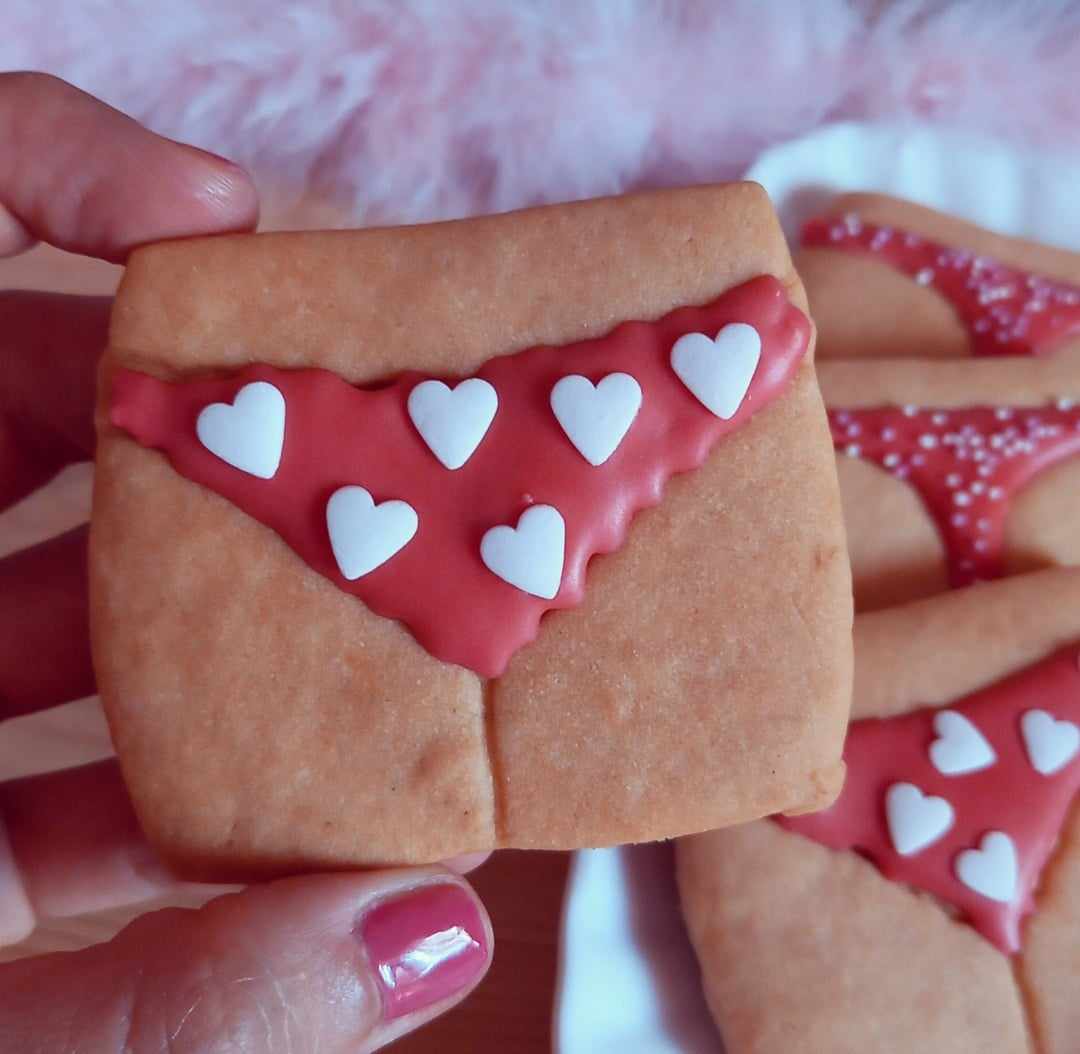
[1021,709,1080,776]
[929,710,997,776]
[670,322,761,419]
[326,486,418,580]
[955,831,1018,903]
[480,504,565,600]
[196,381,285,479]
[407,378,498,470]
[885,782,954,857]
[550,372,642,466]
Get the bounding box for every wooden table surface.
[0,241,569,1052]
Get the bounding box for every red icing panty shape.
[832,402,1080,586]
[778,648,1080,954]
[110,276,810,678]
[803,213,1080,357]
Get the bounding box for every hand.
[0,73,492,1052]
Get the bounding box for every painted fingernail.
[360,883,489,1021]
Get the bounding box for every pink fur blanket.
[4,1,1080,224]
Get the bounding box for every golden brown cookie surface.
[92,185,852,876]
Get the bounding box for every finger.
[0,72,258,262]
[0,292,107,511]
[0,204,34,256]
[446,852,492,873]
[0,759,492,947]
[0,761,171,945]
[0,870,492,1053]
[0,526,93,721]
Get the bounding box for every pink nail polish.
[360,883,489,1021]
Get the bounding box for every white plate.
[555,120,1080,1054]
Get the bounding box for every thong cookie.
[778,647,1080,954]
[110,275,809,678]
[831,402,1080,586]
[803,213,1080,358]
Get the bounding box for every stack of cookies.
[89,185,1080,1051]
[678,195,1080,1053]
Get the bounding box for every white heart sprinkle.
[480,505,565,600]
[670,322,761,419]
[326,486,418,580]
[550,372,642,466]
[955,831,1018,903]
[929,710,997,776]
[196,381,285,479]
[407,378,498,470]
[885,782,954,857]
[1021,709,1080,776]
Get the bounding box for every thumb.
[0,869,492,1054]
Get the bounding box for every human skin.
[0,72,492,1053]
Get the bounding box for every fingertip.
[0,204,36,257]
[228,870,494,1044]
[0,824,35,947]
[0,869,493,1052]
[165,143,261,241]
[444,850,493,874]
[0,72,260,262]
[352,871,494,1047]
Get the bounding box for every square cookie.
[90,184,853,879]
[678,570,1080,1054]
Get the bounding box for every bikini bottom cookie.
[90,184,853,879]
[678,570,1080,1054]
[796,192,1080,362]
[820,355,1080,611]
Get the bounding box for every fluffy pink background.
[4,1,1080,224]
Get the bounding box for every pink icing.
[832,402,1080,586]
[778,648,1080,954]
[109,276,810,678]
[803,213,1080,357]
